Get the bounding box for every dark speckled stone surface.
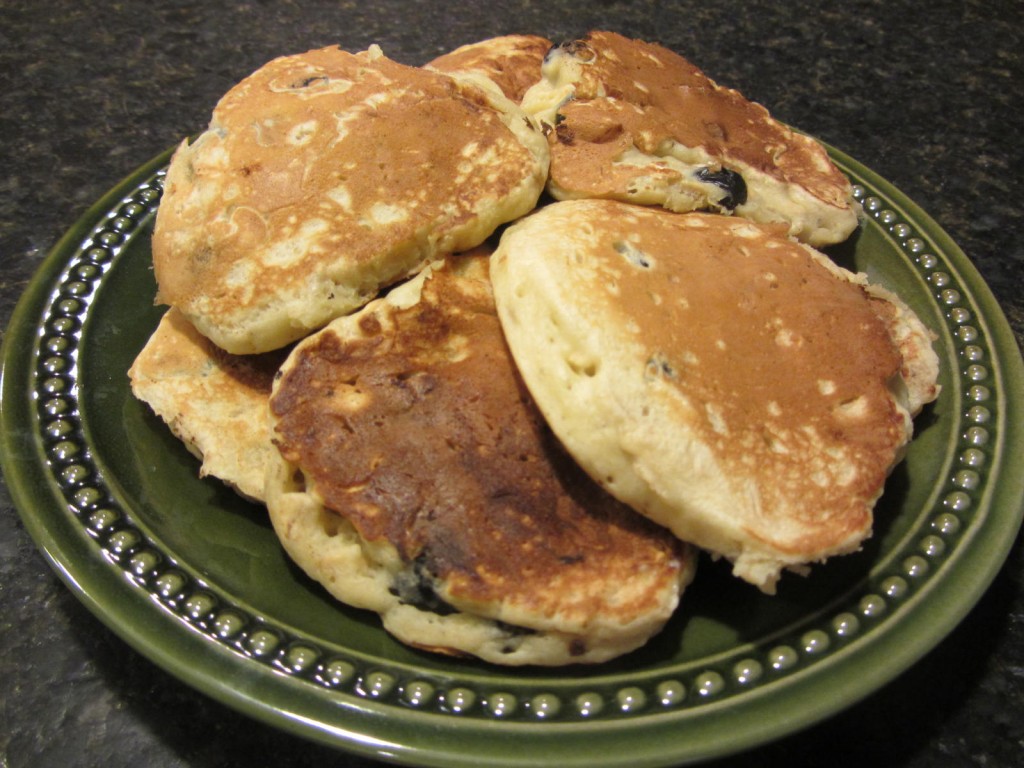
[1,1,1021,766]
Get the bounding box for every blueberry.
[696,167,748,210]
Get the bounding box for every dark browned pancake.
[265,252,695,665]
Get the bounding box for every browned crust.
[489,200,936,591]
[427,34,552,103]
[572,206,906,549]
[270,254,685,625]
[152,45,545,352]
[545,31,852,210]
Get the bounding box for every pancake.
[520,31,860,247]
[152,44,549,354]
[490,199,940,593]
[128,308,286,502]
[426,34,551,103]
[266,251,695,665]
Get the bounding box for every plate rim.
[2,143,1023,768]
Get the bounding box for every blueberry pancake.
[153,44,549,354]
[266,252,695,665]
[490,200,939,593]
[521,31,860,247]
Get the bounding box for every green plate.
[2,145,1023,767]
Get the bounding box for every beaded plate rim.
[2,143,1022,768]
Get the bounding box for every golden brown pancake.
[426,34,551,103]
[490,200,939,592]
[266,251,695,665]
[128,308,287,501]
[520,31,859,246]
[153,44,549,354]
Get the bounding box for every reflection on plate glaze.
[23,153,1006,728]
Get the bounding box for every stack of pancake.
[130,31,940,666]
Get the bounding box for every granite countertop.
[2,1,1022,766]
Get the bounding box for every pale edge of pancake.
[520,42,860,248]
[490,205,940,594]
[128,308,273,503]
[264,264,697,666]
